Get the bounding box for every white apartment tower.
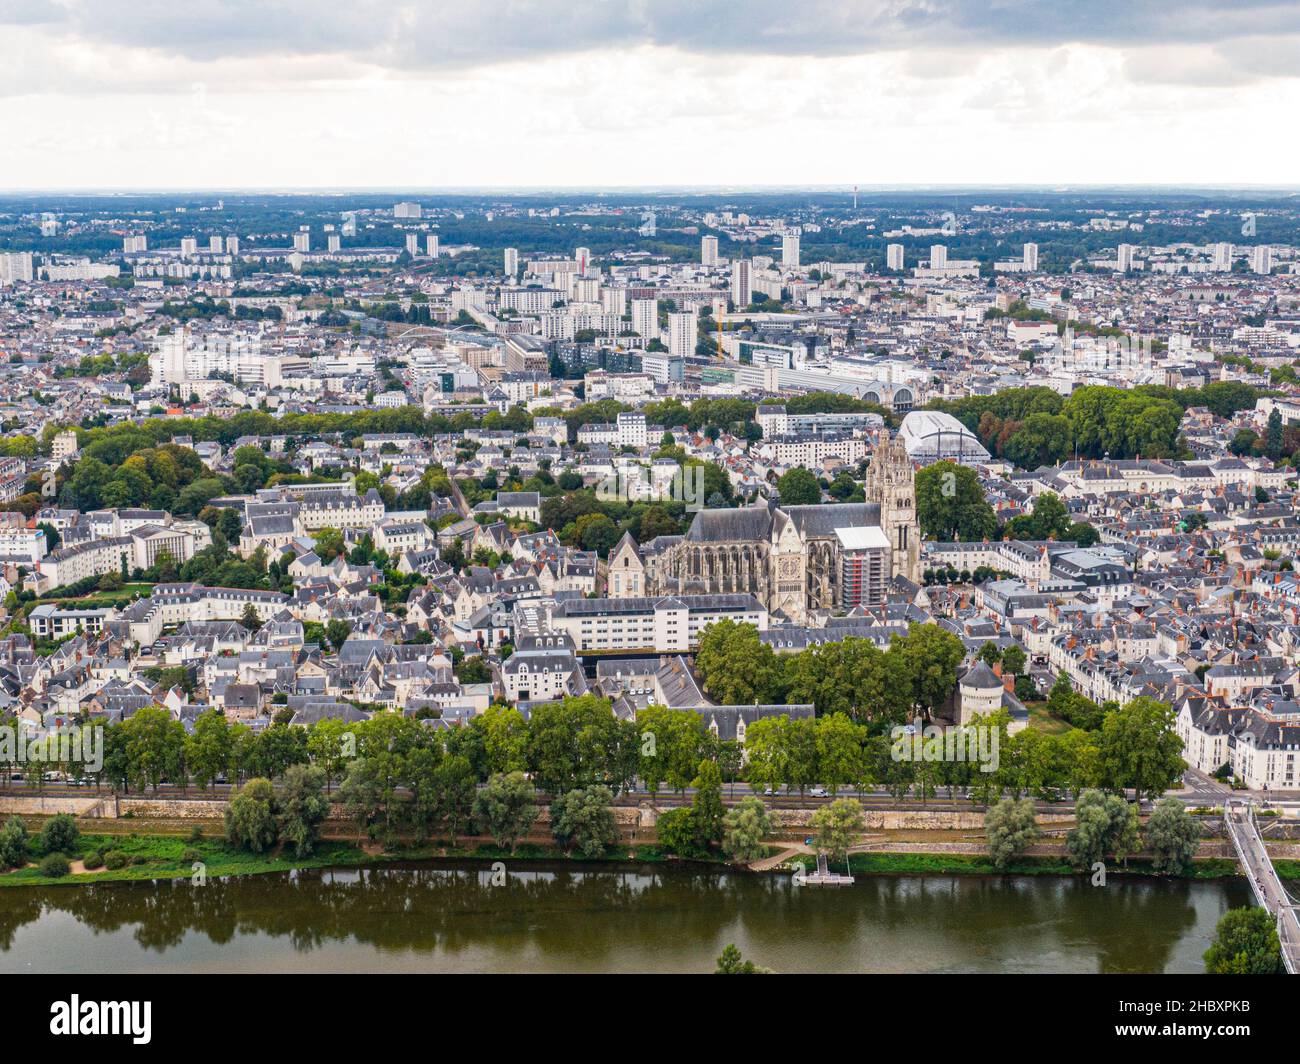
[575,247,591,274]
[701,235,719,267]
[1253,246,1274,275]
[504,247,519,277]
[225,235,240,255]
[426,234,440,257]
[668,311,695,358]
[1117,243,1136,272]
[631,298,658,344]
[209,235,223,253]
[1023,243,1039,271]
[1213,242,1233,272]
[886,244,904,271]
[930,244,948,270]
[293,231,311,253]
[0,252,34,283]
[781,231,801,269]
[394,202,422,219]
[405,233,419,256]
[730,260,751,308]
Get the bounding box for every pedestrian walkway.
[1224,799,1300,974]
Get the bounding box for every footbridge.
[1224,799,1300,974]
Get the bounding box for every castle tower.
[864,430,921,583]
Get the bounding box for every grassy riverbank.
[2,828,1286,888]
[0,832,693,887]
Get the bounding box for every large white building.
[730,260,751,308]
[668,310,695,358]
[898,410,991,465]
[782,231,801,268]
[631,298,658,343]
[550,594,768,653]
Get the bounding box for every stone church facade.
[642,431,921,623]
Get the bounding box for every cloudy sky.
[4,0,1300,189]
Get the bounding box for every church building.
[627,431,921,623]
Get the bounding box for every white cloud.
[3,3,1300,187]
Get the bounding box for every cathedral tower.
[864,430,921,583]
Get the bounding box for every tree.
[984,797,1040,869]
[977,641,1002,667]
[434,754,477,845]
[473,771,539,853]
[475,704,529,776]
[1267,408,1284,460]
[239,602,263,633]
[810,798,864,861]
[276,764,330,857]
[655,806,699,856]
[776,467,821,506]
[690,759,725,849]
[1204,907,1284,974]
[338,757,385,841]
[892,624,966,722]
[1144,798,1200,875]
[722,797,775,863]
[305,718,355,791]
[401,743,443,842]
[325,619,352,652]
[527,695,622,796]
[314,527,345,562]
[694,621,786,705]
[1005,491,1071,541]
[0,816,28,870]
[38,813,80,856]
[1098,697,1186,799]
[186,709,233,791]
[915,461,996,541]
[224,778,278,853]
[1066,789,1139,869]
[814,713,868,795]
[574,512,620,556]
[715,943,771,974]
[1001,644,1027,678]
[550,785,618,858]
[121,705,187,792]
[638,505,680,541]
[637,705,709,799]
[1047,672,1104,731]
[455,655,492,685]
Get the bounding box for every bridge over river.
[1225,799,1300,974]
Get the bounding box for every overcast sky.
[4,0,1300,190]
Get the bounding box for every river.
[0,863,1252,974]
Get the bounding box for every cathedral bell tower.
[864,430,921,583]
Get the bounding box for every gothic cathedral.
[862,429,921,584]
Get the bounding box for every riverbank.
[3,827,1291,887]
[0,832,698,887]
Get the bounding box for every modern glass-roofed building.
[898,410,991,466]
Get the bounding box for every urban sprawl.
[1,189,1299,849]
